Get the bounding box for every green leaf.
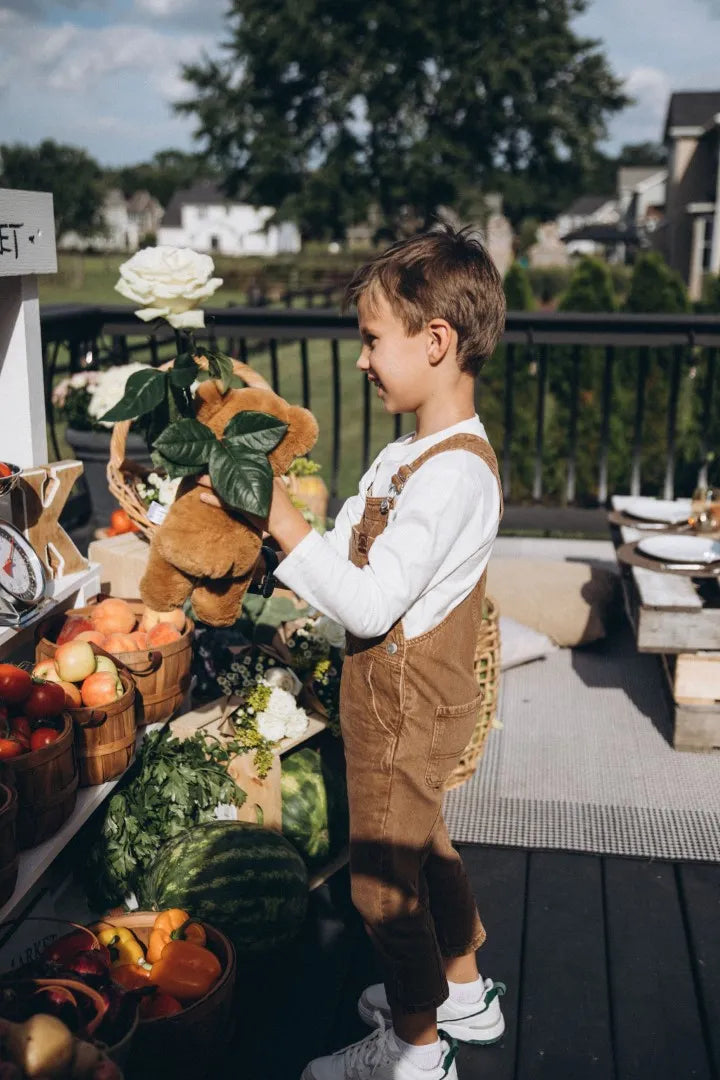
[100,368,167,422]
[169,364,198,389]
[151,449,202,479]
[208,441,273,515]
[195,369,212,383]
[214,353,235,394]
[224,411,288,454]
[153,418,216,465]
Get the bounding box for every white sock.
[448,975,485,1004]
[391,1034,443,1071]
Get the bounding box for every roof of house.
[564,195,615,218]
[617,166,664,192]
[664,91,720,137]
[160,180,227,227]
[563,222,638,244]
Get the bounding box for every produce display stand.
[170,698,349,888]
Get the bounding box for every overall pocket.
[425,692,485,788]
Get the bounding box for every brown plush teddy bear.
[139,381,318,626]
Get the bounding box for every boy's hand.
[197,474,312,554]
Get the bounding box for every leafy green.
[153,418,216,465]
[208,440,273,516]
[100,368,167,422]
[224,411,288,454]
[81,729,246,911]
[151,449,202,479]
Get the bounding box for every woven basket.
[106,359,272,541]
[445,596,501,791]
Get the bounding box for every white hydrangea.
[136,471,182,508]
[256,684,309,742]
[85,362,149,428]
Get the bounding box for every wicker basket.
[445,595,501,791]
[106,358,272,541]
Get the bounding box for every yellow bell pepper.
[96,925,145,967]
[147,909,207,964]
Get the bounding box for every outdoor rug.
[444,626,720,862]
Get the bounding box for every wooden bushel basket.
[5,714,78,850]
[36,600,194,727]
[66,671,137,788]
[106,358,272,541]
[0,784,18,907]
[99,912,236,1072]
[445,596,501,791]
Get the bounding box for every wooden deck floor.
[199,845,720,1080]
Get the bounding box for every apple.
[94,655,119,678]
[32,658,62,684]
[92,598,136,636]
[147,623,182,647]
[55,640,97,683]
[56,615,95,645]
[81,671,123,707]
[140,607,186,634]
[58,680,82,708]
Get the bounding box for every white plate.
[623,497,692,524]
[638,535,720,564]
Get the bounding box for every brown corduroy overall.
[340,433,503,1013]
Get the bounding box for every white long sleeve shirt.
[275,415,501,640]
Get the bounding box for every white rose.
[256,710,287,743]
[264,666,303,697]
[314,615,346,650]
[115,246,223,330]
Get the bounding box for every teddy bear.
[139,380,319,626]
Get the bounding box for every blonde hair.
[345,224,506,375]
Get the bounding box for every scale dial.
[0,520,46,605]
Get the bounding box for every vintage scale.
[0,466,50,628]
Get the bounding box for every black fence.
[40,305,720,513]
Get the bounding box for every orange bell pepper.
[146,909,207,964]
[149,939,221,1003]
[111,963,153,991]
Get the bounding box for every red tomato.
[24,681,66,719]
[30,727,60,751]
[0,738,24,759]
[0,665,32,706]
[110,508,137,534]
[0,463,11,479]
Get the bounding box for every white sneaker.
[358,978,506,1045]
[300,1014,459,1079]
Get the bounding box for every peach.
[140,607,186,634]
[129,631,149,650]
[103,633,138,655]
[81,671,123,707]
[91,598,136,636]
[55,641,97,683]
[32,659,61,683]
[59,680,82,708]
[147,623,182,647]
[76,630,107,647]
[56,615,95,645]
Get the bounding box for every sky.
[0,0,719,169]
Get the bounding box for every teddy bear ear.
[268,405,320,475]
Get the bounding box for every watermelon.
[140,820,308,953]
[281,747,348,869]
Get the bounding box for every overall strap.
[391,434,504,518]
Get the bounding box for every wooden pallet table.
[610,495,720,751]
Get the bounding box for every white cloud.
[134,0,194,15]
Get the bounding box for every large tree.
[0,140,104,238]
[178,0,628,239]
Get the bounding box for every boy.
[202,224,506,1079]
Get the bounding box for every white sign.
[0,189,57,277]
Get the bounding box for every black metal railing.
[40,305,720,509]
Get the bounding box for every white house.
[556,195,620,254]
[59,189,163,252]
[157,180,301,257]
